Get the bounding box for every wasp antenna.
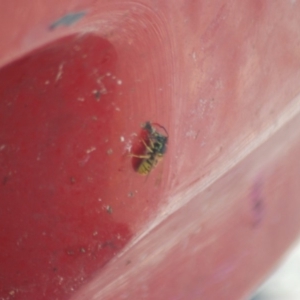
[151,122,169,137]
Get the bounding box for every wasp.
[131,122,168,175]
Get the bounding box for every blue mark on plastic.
[49,11,86,30]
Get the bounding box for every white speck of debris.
[9,290,15,296]
[96,78,102,84]
[86,146,96,154]
[45,80,50,85]
[98,198,102,202]
[104,205,112,213]
[77,97,85,102]
[124,140,132,152]
[115,107,121,111]
[79,154,90,166]
[120,136,125,142]
[107,148,113,155]
[117,79,122,85]
[93,231,98,236]
[0,145,6,151]
[55,63,64,82]
[192,52,197,61]
[106,72,111,76]
[100,86,107,94]
[186,130,198,139]
[58,276,64,285]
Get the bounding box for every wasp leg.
[130,154,151,159]
[141,139,154,153]
[130,139,153,158]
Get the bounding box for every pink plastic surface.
[1,1,300,299]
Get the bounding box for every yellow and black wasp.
[131,122,168,175]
